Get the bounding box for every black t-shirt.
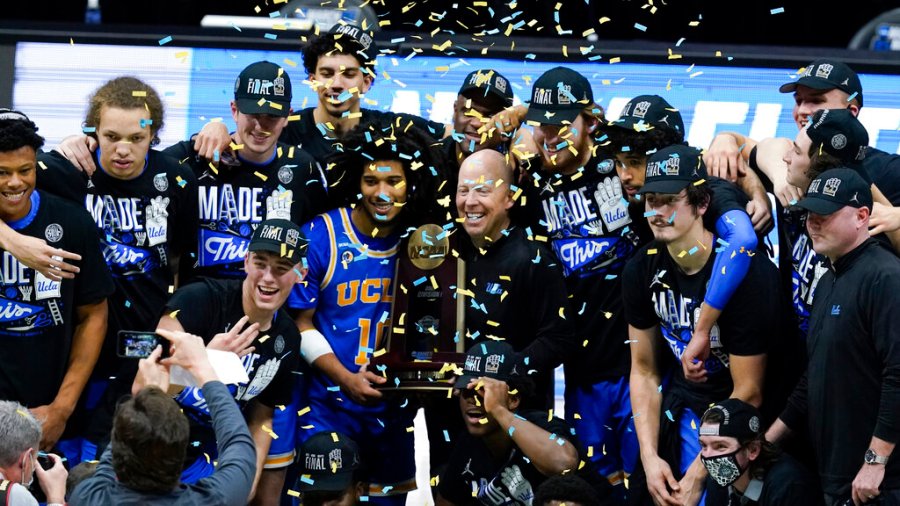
[622,241,776,417]
[165,277,300,459]
[163,140,327,280]
[438,409,611,505]
[863,147,900,206]
[704,453,823,506]
[37,150,198,374]
[530,154,651,382]
[280,107,445,166]
[0,190,114,407]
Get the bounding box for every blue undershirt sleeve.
[705,209,757,310]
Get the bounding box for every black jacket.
[780,239,900,494]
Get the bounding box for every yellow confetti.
[647,249,658,255]
[259,334,271,343]
[406,426,416,432]
[254,171,268,181]
[599,16,611,23]
[331,432,339,443]
[132,91,147,97]
[609,57,621,64]
[262,425,279,439]
[169,310,180,319]
[297,406,311,416]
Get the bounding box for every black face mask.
[701,449,745,487]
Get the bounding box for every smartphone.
[116,330,166,358]
[36,453,54,470]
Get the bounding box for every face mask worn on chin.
[701,449,745,487]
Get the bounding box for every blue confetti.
[770,7,784,14]
[264,33,278,40]
[158,36,172,45]
[644,210,657,217]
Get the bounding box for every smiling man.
[0,110,113,454]
[456,148,576,410]
[156,218,308,504]
[435,341,612,506]
[285,123,441,505]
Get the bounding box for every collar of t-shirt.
[729,477,764,506]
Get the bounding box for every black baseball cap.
[699,399,762,442]
[249,219,308,265]
[638,145,707,195]
[0,108,32,123]
[797,167,872,215]
[234,61,292,117]
[459,69,514,109]
[329,23,377,59]
[779,59,863,107]
[524,66,594,126]
[454,341,521,388]
[608,95,685,140]
[805,108,868,164]
[296,432,361,492]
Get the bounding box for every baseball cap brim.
[296,470,354,492]
[795,196,844,215]
[637,179,692,195]
[460,88,512,109]
[454,373,478,389]
[524,106,581,126]
[779,77,839,94]
[235,98,290,117]
[248,242,302,264]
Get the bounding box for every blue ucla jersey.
[288,208,398,410]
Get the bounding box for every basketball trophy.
[373,223,466,391]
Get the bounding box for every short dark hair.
[302,32,375,80]
[0,114,45,153]
[326,121,444,226]
[701,408,781,480]
[807,144,845,183]
[534,474,601,505]
[111,387,189,494]
[685,181,712,213]
[66,460,98,497]
[85,76,165,146]
[602,124,684,156]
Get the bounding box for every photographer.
[68,328,257,504]
[0,400,68,506]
